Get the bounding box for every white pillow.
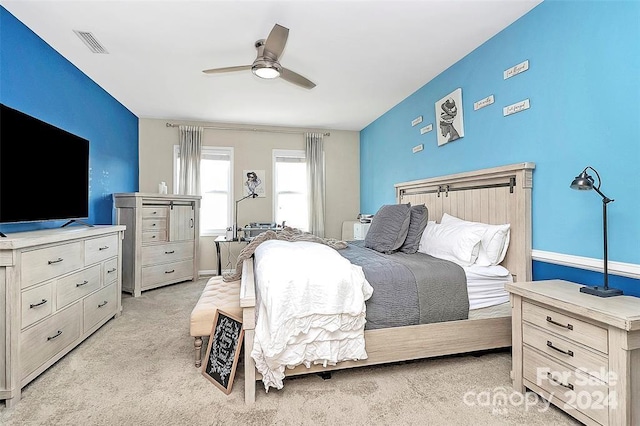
[417,221,486,267]
[440,213,511,266]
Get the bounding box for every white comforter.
[251,240,373,391]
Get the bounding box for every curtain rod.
[165,122,330,136]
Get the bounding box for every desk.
[214,236,247,276]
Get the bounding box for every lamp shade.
[570,171,594,190]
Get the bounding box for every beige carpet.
[1,278,580,426]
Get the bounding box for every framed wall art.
[435,88,465,146]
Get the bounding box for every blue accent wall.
[0,7,138,232]
[361,1,639,292]
[533,261,639,297]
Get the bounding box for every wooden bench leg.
[194,337,203,368]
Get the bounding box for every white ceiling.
[1,0,542,131]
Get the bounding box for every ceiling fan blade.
[280,67,316,89]
[263,24,289,59]
[202,65,251,74]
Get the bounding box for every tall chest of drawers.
[0,225,125,407]
[506,280,640,426]
[114,193,201,297]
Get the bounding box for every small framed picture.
[202,309,244,394]
[435,88,465,146]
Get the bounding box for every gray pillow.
[364,203,411,254]
[399,204,429,254]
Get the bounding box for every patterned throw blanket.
[222,227,348,282]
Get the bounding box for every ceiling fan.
[202,23,316,89]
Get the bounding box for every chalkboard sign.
[202,309,244,394]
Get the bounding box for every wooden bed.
[239,162,535,403]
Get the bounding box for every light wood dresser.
[0,225,125,407]
[114,193,201,297]
[506,280,640,425]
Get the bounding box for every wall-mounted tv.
[0,104,90,224]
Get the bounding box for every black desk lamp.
[570,166,622,297]
[233,192,257,240]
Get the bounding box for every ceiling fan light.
[252,66,280,79]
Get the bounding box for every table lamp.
[570,166,622,297]
[233,192,257,240]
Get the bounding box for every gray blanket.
[339,241,469,330]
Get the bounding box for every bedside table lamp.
[570,166,623,297]
[233,192,257,240]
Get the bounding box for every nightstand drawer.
[523,301,608,354]
[524,346,609,426]
[523,323,608,382]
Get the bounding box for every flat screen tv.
[0,103,90,224]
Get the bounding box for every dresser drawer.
[103,257,118,285]
[523,323,608,382]
[142,218,167,232]
[85,234,119,265]
[141,242,193,266]
[141,259,193,289]
[523,346,609,425]
[56,264,102,309]
[142,206,168,219]
[21,282,54,329]
[142,230,167,244]
[20,302,83,379]
[84,283,118,332]
[21,242,84,289]
[523,302,608,354]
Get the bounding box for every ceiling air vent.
[73,30,109,54]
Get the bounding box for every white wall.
[139,118,360,274]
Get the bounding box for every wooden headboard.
[395,162,535,283]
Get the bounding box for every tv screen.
[0,104,90,224]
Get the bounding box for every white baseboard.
[532,250,640,280]
[199,269,234,277]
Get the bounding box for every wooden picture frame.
[201,309,244,394]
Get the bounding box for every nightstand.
[353,222,371,240]
[506,280,640,425]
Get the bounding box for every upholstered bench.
[189,276,242,367]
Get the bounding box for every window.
[273,149,308,231]
[174,146,233,236]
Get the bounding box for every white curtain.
[178,125,203,195]
[305,132,325,237]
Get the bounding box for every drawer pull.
[152,235,157,239]
[107,268,117,273]
[152,223,157,227]
[165,269,175,274]
[546,340,574,357]
[546,315,573,330]
[30,299,48,308]
[47,330,63,341]
[98,246,109,251]
[76,280,89,287]
[152,211,158,215]
[547,372,574,391]
[97,300,109,308]
[48,258,63,265]
[165,250,175,254]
